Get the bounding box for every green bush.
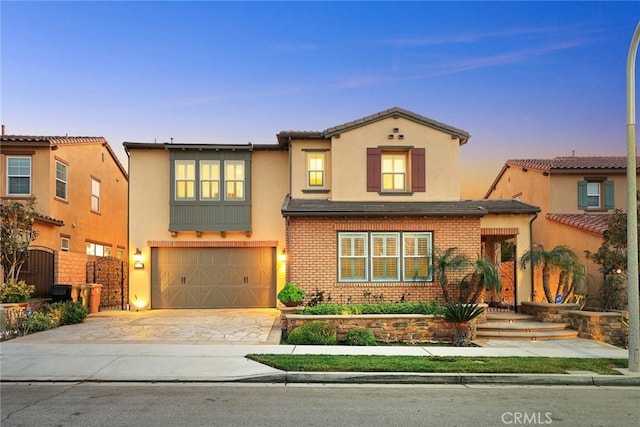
[286,321,338,345]
[442,302,484,323]
[277,282,306,305]
[46,301,88,325]
[26,311,58,333]
[303,301,444,316]
[344,328,377,346]
[0,280,35,303]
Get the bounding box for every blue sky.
[1,1,639,197]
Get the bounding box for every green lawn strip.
[246,355,627,375]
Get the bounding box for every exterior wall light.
[133,248,144,269]
[279,248,287,263]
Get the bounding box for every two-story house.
[1,135,128,299]
[126,107,539,310]
[484,156,638,304]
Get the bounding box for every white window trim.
[224,160,245,201]
[381,153,407,192]
[56,160,68,200]
[175,160,196,200]
[370,232,400,281]
[7,156,32,195]
[338,231,434,283]
[587,181,601,208]
[91,178,101,213]
[307,152,325,188]
[61,237,70,252]
[199,160,220,201]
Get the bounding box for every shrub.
[277,282,306,306]
[46,301,88,325]
[0,280,35,303]
[344,328,377,346]
[26,311,58,333]
[286,321,337,345]
[303,302,444,316]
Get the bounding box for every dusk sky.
[2,1,639,198]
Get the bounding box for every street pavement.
[1,308,638,385]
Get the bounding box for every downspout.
[125,144,131,311]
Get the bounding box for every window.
[578,180,614,210]
[403,233,432,281]
[371,233,400,281]
[61,237,70,252]
[381,154,407,192]
[367,148,425,193]
[339,233,368,281]
[338,232,433,282]
[200,160,220,200]
[307,153,325,187]
[117,247,125,260]
[175,160,196,200]
[225,161,245,200]
[86,242,111,257]
[7,157,31,195]
[91,178,101,212]
[56,160,68,200]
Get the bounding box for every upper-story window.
[86,242,111,257]
[7,157,31,195]
[200,160,220,200]
[55,160,68,200]
[367,148,425,194]
[307,153,325,187]
[225,161,245,200]
[381,153,407,192]
[91,177,101,213]
[578,179,614,210]
[175,160,196,200]
[61,236,70,252]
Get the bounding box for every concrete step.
[476,328,579,340]
[478,321,570,332]
[486,312,536,323]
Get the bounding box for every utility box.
[51,284,72,303]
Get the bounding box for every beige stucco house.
[484,156,638,305]
[1,135,128,298]
[125,107,539,310]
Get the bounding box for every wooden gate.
[18,246,55,298]
[86,257,128,310]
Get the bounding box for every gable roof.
[1,135,128,178]
[484,156,639,199]
[281,196,539,217]
[277,107,470,145]
[545,212,611,235]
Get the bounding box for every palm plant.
[432,247,470,304]
[459,256,501,304]
[520,244,581,303]
[443,302,485,346]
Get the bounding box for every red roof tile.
[507,156,638,172]
[545,213,611,235]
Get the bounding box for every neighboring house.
[0,135,128,299]
[484,156,638,304]
[126,107,539,310]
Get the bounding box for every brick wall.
[55,251,90,285]
[287,217,481,304]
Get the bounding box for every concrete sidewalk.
[0,309,638,385]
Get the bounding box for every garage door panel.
[152,247,276,308]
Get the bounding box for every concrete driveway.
[7,308,282,345]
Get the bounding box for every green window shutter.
[577,181,587,209]
[605,180,614,209]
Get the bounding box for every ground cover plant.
[246,354,627,375]
[1,301,88,340]
[302,301,444,316]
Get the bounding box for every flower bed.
[282,304,488,344]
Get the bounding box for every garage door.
[151,247,276,308]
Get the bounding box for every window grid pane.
[371,233,399,281]
[308,153,325,187]
[339,233,367,281]
[587,182,600,207]
[200,161,220,200]
[91,179,101,212]
[403,233,432,281]
[381,154,406,191]
[56,162,68,199]
[7,158,31,195]
[224,161,245,200]
[175,160,196,200]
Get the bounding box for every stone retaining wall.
[282,306,487,344]
[520,301,580,323]
[568,310,625,346]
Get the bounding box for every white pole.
[625,21,640,373]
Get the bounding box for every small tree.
[432,247,471,304]
[520,244,581,303]
[0,199,39,283]
[458,256,501,304]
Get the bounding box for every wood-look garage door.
[151,247,276,308]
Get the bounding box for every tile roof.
[1,135,128,178]
[506,156,638,172]
[277,107,470,145]
[281,196,539,217]
[545,213,611,235]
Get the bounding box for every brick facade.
[55,251,90,286]
[286,216,481,304]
